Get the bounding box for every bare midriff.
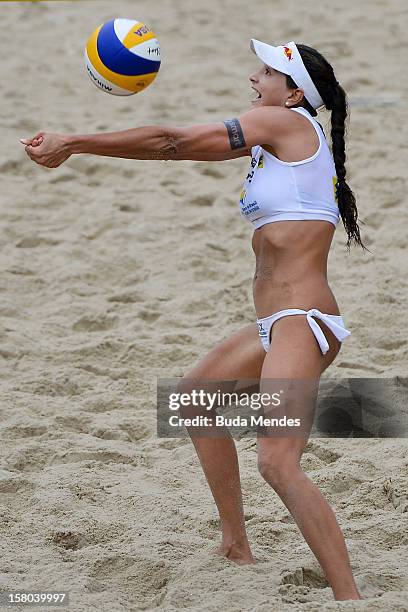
[252,220,341,319]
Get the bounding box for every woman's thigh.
[257,315,338,466]
[177,323,266,431]
[185,322,266,382]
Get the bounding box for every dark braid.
[285,45,367,251]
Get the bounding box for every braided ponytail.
[328,82,366,250]
[285,46,367,250]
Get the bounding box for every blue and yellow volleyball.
[85,18,161,96]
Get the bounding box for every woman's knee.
[174,375,204,419]
[257,448,301,489]
[175,371,228,419]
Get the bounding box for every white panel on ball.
[113,18,139,43]
[128,38,161,60]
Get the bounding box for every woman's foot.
[214,541,255,565]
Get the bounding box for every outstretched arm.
[21,106,289,167]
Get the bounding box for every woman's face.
[249,63,303,108]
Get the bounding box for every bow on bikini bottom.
[257,307,351,355]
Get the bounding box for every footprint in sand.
[137,309,161,323]
[0,470,36,493]
[107,291,144,304]
[160,178,178,187]
[53,414,90,433]
[66,159,106,176]
[80,397,133,414]
[315,458,376,495]
[197,165,226,179]
[3,420,48,439]
[5,445,53,473]
[48,172,78,184]
[376,338,406,351]
[0,504,18,524]
[383,477,408,513]
[162,333,192,345]
[190,194,215,207]
[49,449,137,467]
[277,583,312,604]
[87,427,131,442]
[375,177,406,209]
[77,364,130,381]
[117,203,141,212]
[0,303,21,317]
[117,420,150,443]
[248,519,290,546]
[50,529,88,551]
[88,555,169,607]
[280,566,328,589]
[208,88,232,97]
[362,212,383,230]
[303,441,341,465]
[72,314,118,332]
[357,570,405,597]
[16,376,83,397]
[5,265,35,276]
[193,266,221,281]
[15,235,60,248]
[0,159,30,175]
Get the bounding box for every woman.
[22,38,364,600]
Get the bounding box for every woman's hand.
[20,132,72,168]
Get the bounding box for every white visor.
[250,39,324,111]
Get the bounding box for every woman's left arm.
[21,106,290,167]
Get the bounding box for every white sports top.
[239,107,340,229]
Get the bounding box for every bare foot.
[214,542,256,565]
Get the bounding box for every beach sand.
[1,0,408,609]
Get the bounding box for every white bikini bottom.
[257,307,351,354]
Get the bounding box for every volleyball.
[84,18,161,96]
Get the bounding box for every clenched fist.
[20,132,72,168]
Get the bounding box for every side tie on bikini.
[305,308,351,354]
[257,307,351,355]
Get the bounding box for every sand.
[1,0,408,610]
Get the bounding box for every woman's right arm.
[22,106,290,167]
[68,128,252,161]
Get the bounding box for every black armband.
[223,118,247,150]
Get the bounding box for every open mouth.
[252,87,262,101]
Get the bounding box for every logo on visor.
[283,46,293,61]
